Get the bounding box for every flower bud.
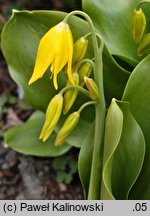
[79,62,92,86]
[63,72,79,114]
[84,76,100,101]
[73,36,88,65]
[132,8,146,43]
[55,111,80,146]
[137,33,150,56]
[39,94,63,142]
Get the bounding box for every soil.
[0,0,84,200]
[0,143,83,200]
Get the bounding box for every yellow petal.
[29,21,74,89]
[73,37,88,64]
[66,24,74,84]
[52,31,69,89]
[29,22,64,85]
[55,111,80,146]
[54,33,68,72]
[53,65,58,90]
[39,94,63,141]
[39,94,59,139]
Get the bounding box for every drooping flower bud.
[84,76,100,101]
[131,8,146,43]
[73,36,88,65]
[63,72,79,114]
[39,94,63,142]
[78,62,92,86]
[55,111,80,146]
[137,33,150,56]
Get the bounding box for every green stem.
[137,0,150,8]
[60,85,90,98]
[75,58,95,72]
[88,38,105,200]
[65,10,106,200]
[83,32,92,40]
[78,101,96,114]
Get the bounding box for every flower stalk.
[65,11,106,199]
[60,85,90,98]
[137,0,150,9]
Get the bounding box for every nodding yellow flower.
[73,36,88,65]
[28,21,74,90]
[78,62,92,86]
[39,94,63,142]
[55,111,80,146]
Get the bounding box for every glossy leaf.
[82,0,150,64]
[103,46,130,105]
[101,99,145,199]
[78,122,95,198]
[4,105,96,155]
[101,99,123,200]
[4,111,71,157]
[123,55,150,199]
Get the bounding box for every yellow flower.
[39,94,63,142]
[55,111,80,146]
[73,36,88,65]
[132,8,146,43]
[28,21,74,89]
[78,62,92,86]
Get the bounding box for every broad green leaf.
[82,0,146,64]
[4,107,95,155]
[112,101,145,199]
[123,55,150,199]
[0,18,4,34]
[1,10,91,111]
[4,111,71,157]
[78,122,95,199]
[103,46,130,105]
[101,99,145,199]
[101,99,123,200]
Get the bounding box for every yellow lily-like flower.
[28,21,74,90]
[55,111,80,146]
[39,94,63,142]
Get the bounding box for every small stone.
[58,183,67,192]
